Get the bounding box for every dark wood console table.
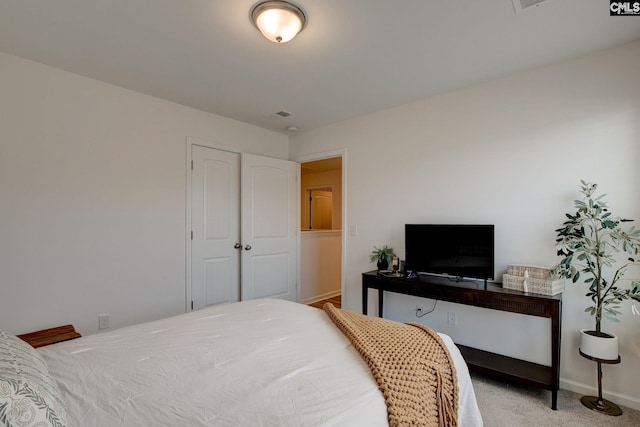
[362,271,562,410]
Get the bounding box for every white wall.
[290,41,640,408]
[0,52,288,336]
[299,231,342,304]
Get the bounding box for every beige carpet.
[471,372,640,426]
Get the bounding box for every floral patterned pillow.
[0,329,67,427]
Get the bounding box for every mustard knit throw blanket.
[324,303,458,427]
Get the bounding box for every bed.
[1,299,483,426]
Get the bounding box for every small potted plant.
[370,245,396,270]
[554,180,640,360]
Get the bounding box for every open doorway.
[299,156,342,307]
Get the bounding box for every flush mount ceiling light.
[250,1,307,43]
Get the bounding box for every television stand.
[362,271,562,410]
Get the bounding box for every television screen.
[404,224,494,280]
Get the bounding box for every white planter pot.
[579,329,619,361]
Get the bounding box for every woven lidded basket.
[502,273,564,296]
[506,264,553,280]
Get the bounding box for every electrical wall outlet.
[98,314,110,330]
[415,304,425,314]
[447,311,457,325]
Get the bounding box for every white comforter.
[39,299,482,426]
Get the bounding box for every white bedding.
[38,299,482,426]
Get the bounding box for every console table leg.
[550,299,561,410]
[378,289,383,318]
[362,286,368,315]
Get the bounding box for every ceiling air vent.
[268,110,293,119]
[512,0,547,14]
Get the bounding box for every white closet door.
[240,153,298,302]
[191,145,240,309]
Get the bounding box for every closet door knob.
[234,243,242,249]
[244,244,252,251]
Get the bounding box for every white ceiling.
[0,0,638,135]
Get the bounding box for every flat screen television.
[404,224,494,281]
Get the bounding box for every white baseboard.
[560,378,640,411]
[301,290,341,305]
